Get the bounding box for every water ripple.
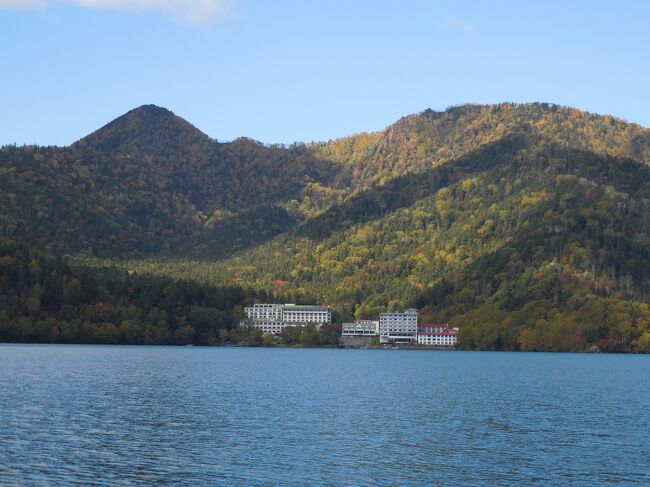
[1,346,649,485]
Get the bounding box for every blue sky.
[1,0,649,146]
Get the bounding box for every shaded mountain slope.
[72,104,213,160]
[0,106,342,257]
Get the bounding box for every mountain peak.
[72,104,212,159]
[126,103,174,117]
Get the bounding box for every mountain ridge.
[3,101,650,257]
[13,101,650,152]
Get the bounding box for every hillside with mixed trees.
[3,102,650,351]
[0,105,345,258]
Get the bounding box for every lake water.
[0,345,649,485]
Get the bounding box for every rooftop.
[418,331,459,336]
[282,304,329,310]
[246,303,329,310]
[380,309,418,315]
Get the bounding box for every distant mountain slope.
[116,136,650,351]
[0,106,342,257]
[312,103,650,189]
[3,102,650,258]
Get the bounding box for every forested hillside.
[110,137,650,352]
[312,103,650,189]
[0,105,343,258]
[3,102,650,351]
[0,239,254,345]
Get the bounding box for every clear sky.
[1,0,649,146]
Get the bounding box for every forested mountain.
[72,104,213,159]
[3,102,650,351]
[312,103,650,189]
[0,105,343,258]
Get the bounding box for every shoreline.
[1,341,645,353]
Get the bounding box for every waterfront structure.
[379,308,418,343]
[243,303,331,335]
[417,324,459,346]
[341,320,380,337]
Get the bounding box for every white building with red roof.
[417,324,459,346]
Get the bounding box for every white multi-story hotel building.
[243,303,331,335]
[379,308,418,343]
[417,324,459,346]
[341,320,380,337]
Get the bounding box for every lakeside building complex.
[242,303,458,346]
[379,309,418,344]
[243,304,331,335]
[417,324,459,346]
